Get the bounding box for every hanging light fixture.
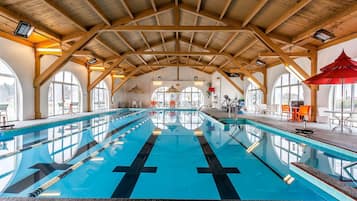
[193,75,204,86]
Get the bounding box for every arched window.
[48,122,81,163]
[272,73,304,108]
[150,111,176,129]
[0,59,19,121]
[48,71,82,116]
[92,81,109,111]
[180,87,204,108]
[273,135,304,165]
[245,83,263,112]
[151,87,171,108]
[91,116,109,143]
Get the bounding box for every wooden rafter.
[207,32,239,65]
[219,39,257,69]
[126,51,228,56]
[292,3,357,43]
[103,25,250,32]
[242,0,268,27]
[43,0,87,32]
[114,32,148,65]
[265,0,312,34]
[85,0,111,25]
[186,0,202,64]
[112,65,146,94]
[259,52,311,58]
[250,25,310,80]
[217,68,244,95]
[34,24,105,87]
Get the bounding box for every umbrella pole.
[341,80,344,133]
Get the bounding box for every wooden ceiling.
[0,0,356,77]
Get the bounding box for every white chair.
[131,100,138,108]
[0,104,8,123]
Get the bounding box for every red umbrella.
[304,50,357,133]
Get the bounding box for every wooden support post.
[87,69,92,112]
[310,50,318,122]
[34,51,42,119]
[217,69,244,95]
[263,68,268,104]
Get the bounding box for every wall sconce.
[193,75,204,86]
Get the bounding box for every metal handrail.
[343,162,357,187]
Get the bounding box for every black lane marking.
[196,135,240,200]
[4,163,71,193]
[111,134,158,198]
[4,115,146,194]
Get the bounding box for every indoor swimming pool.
[0,109,356,200]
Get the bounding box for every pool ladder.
[343,162,357,188]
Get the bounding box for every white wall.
[211,71,244,108]
[114,67,212,108]
[0,37,34,120]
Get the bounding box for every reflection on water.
[48,122,82,163]
[150,111,203,131]
[0,136,21,192]
[240,124,357,187]
[91,116,109,143]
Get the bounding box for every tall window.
[92,81,109,111]
[0,60,18,121]
[180,87,204,108]
[151,87,171,107]
[246,83,263,112]
[272,73,304,108]
[48,71,82,116]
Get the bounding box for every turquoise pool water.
[0,110,355,200]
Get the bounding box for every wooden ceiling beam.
[72,50,93,57]
[43,0,87,32]
[90,57,127,90]
[220,0,233,19]
[85,0,111,25]
[34,24,105,87]
[242,0,268,27]
[103,25,250,32]
[208,32,239,65]
[0,30,33,47]
[112,3,173,26]
[265,0,312,34]
[259,52,311,58]
[217,68,244,94]
[137,63,217,68]
[219,39,258,69]
[292,3,357,43]
[0,6,61,42]
[95,37,120,56]
[186,0,201,64]
[250,25,310,80]
[126,51,228,56]
[112,65,145,94]
[180,3,293,45]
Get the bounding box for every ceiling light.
[256,59,266,66]
[36,48,62,52]
[194,81,204,86]
[312,29,335,42]
[14,21,34,38]
[152,80,162,86]
[87,58,97,65]
[90,66,105,71]
[113,74,125,78]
